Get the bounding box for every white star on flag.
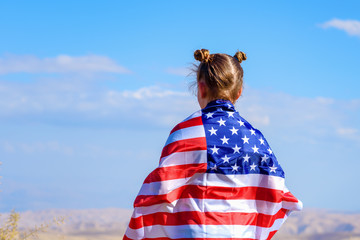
[250,163,257,171]
[269,165,277,173]
[220,136,230,144]
[241,135,249,144]
[232,144,241,153]
[227,112,235,118]
[243,154,250,162]
[259,137,265,145]
[268,148,273,155]
[210,164,217,171]
[229,126,239,135]
[210,145,219,154]
[231,163,239,172]
[208,127,218,135]
[238,120,245,127]
[250,129,256,135]
[261,154,269,162]
[221,155,230,163]
[252,145,259,153]
[217,118,226,126]
[206,112,214,119]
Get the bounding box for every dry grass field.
[2,208,360,240]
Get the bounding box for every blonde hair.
[193,49,247,103]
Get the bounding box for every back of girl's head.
[194,49,247,103]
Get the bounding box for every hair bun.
[194,49,210,63]
[234,51,247,63]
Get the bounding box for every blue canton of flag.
[202,100,283,178]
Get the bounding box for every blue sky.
[0,1,359,212]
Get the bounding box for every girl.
[123,49,302,240]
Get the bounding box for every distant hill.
[275,209,360,240]
[1,208,360,240]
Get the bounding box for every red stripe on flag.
[160,137,207,159]
[134,185,298,207]
[170,116,203,134]
[266,231,277,240]
[143,163,208,183]
[283,191,298,202]
[128,208,287,229]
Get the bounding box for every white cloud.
[335,127,360,144]
[315,97,334,105]
[319,19,360,37]
[120,86,188,100]
[0,80,198,128]
[0,140,73,155]
[0,78,359,144]
[0,54,130,74]
[246,114,270,127]
[19,141,73,155]
[234,87,360,147]
[1,141,15,153]
[166,67,192,76]
[337,127,358,136]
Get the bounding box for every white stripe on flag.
[125,217,287,240]
[165,125,205,146]
[138,173,286,196]
[182,110,202,121]
[159,150,207,167]
[132,198,297,218]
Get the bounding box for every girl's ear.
[235,87,243,101]
[198,81,208,98]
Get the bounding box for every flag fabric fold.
[124,99,302,240]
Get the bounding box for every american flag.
[124,99,302,240]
